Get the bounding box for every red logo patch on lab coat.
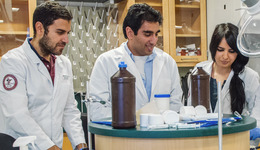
[3,74,18,90]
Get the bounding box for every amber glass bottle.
[111,62,136,128]
[191,67,210,112]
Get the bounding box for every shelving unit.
[169,0,207,67]
[0,0,207,67]
[0,0,36,60]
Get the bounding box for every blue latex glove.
[250,128,260,140]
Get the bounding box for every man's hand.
[76,143,88,150]
[48,145,60,150]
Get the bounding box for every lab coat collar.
[23,38,42,64]
[22,38,55,86]
[123,41,157,62]
[204,61,214,75]
[123,41,134,61]
[27,38,57,63]
[221,70,233,98]
[151,48,164,95]
[27,38,42,59]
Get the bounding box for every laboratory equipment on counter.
[91,115,242,130]
[111,61,136,129]
[191,67,210,112]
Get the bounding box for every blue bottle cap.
[154,94,170,98]
[118,61,127,68]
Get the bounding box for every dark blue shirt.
[210,77,226,112]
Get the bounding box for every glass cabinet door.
[0,0,35,60]
[135,0,169,52]
[169,0,207,67]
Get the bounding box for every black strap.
[181,71,191,106]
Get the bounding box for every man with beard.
[0,2,87,150]
[89,3,183,120]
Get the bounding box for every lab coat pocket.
[60,74,71,87]
[55,74,71,98]
[62,74,70,81]
[60,74,71,85]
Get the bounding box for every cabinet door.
[0,0,36,60]
[118,0,169,53]
[169,0,207,67]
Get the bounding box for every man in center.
[89,3,183,120]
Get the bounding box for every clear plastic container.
[154,94,170,113]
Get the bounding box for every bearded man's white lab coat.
[0,38,85,149]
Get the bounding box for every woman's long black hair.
[209,23,249,114]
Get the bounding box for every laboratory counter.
[88,115,256,150]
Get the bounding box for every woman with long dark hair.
[189,23,259,115]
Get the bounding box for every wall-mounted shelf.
[55,0,124,4]
[175,4,200,8]
[0,31,28,35]
[176,34,201,37]
[144,2,162,7]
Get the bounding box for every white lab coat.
[0,39,85,149]
[188,61,260,116]
[89,42,183,120]
[251,86,260,127]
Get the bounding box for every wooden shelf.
[175,4,200,8]
[175,56,203,67]
[177,62,199,67]
[0,31,28,35]
[11,0,28,5]
[135,0,162,7]
[176,34,201,37]
[146,3,162,7]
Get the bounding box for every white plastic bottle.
[13,136,36,150]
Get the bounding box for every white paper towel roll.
[195,105,207,115]
[162,110,179,124]
[179,106,196,115]
[179,114,195,121]
[195,113,219,120]
[140,114,150,127]
[148,114,164,125]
